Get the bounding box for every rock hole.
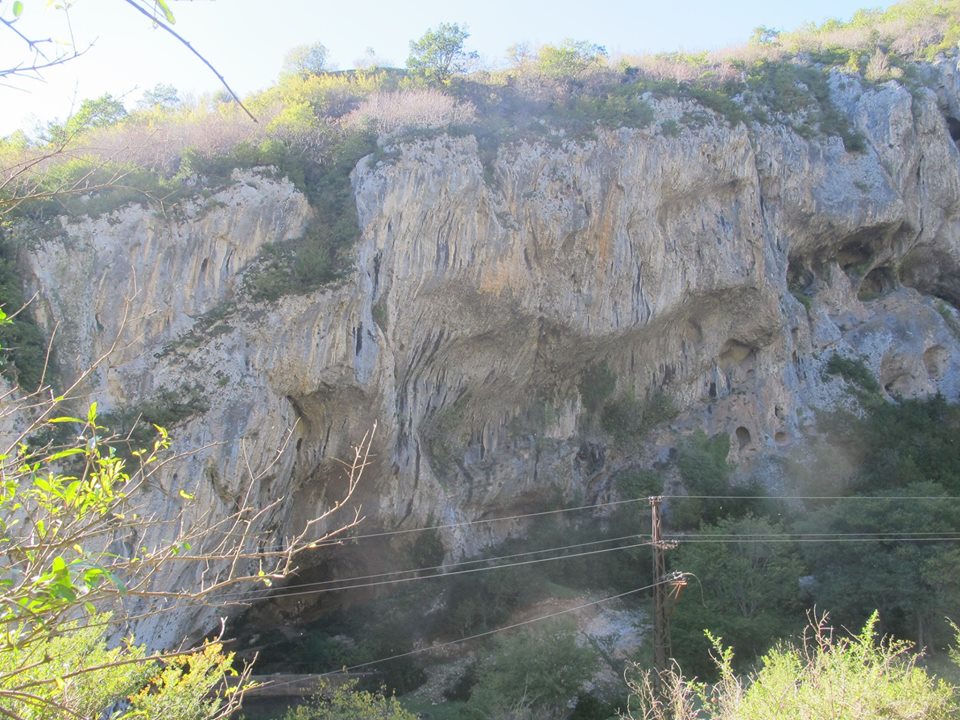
[924,345,948,381]
[786,258,814,294]
[295,438,303,452]
[736,426,752,451]
[719,339,756,370]
[880,351,912,397]
[709,381,717,398]
[946,115,960,143]
[858,266,896,301]
[836,238,873,279]
[200,257,209,274]
[683,319,703,343]
[775,431,788,444]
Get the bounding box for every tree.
[406,23,478,85]
[137,83,181,111]
[282,42,330,77]
[535,39,608,79]
[670,515,806,677]
[797,481,960,649]
[0,324,373,717]
[749,26,781,45]
[469,619,598,719]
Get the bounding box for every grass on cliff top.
[6,0,956,216]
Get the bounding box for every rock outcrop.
[15,65,960,643]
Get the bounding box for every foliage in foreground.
[625,613,957,720]
[0,403,244,719]
[0,614,240,719]
[0,326,367,719]
[281,679,416,720]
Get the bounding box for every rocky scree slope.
[15,65,960,643]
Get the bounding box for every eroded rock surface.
[17,66,960,644]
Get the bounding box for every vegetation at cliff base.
[625,613,958,720]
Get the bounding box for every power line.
[318,494,960,548]
[661,495,960,501]
[672,531,960,538]
[666,536,960,544]
[226,539,653,603]
[229,528,960,603]
[335,496,649,543]
[325,581,662,673]
[227,534,644,601]
[256,578,674,696]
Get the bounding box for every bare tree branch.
[119,0,258,122]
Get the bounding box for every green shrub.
[535,39,608,78]
[282,679,416,720]
[469,619,598,719]
[595,386,675,445]
[823,352,880,394]
[625,613,958,720]
[670,515,806,677]
[100,384,210,457]
[572,92,654,129]
[616,468,662,499]
[0,233,53,390]
[660,119,681,137]
[669,430,765,528]
[744,61,865,151]
[579,362,616,414]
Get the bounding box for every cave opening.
[857,265,896,301]
[735,425,752,451]
[946,115,960,144]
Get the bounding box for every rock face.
[16,66,960,644]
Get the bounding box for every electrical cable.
[660,494,960,500]
[665,535,960,544]
[251,578,673,696]
[229,529,960,602]
[223,539,653,603]
[673,530,960,537]
[309,494,960,548]
[323,581,660,674]
[336,496,649,543]
[225,533,644,601]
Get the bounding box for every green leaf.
[178,489,194,500]
[155,0,176,24]
[12,2,22,18]
[49,416,83,424]
[46,447,84,462]
[87,402,97,423]
[104,570,127,593]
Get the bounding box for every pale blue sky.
[1,0,882,136]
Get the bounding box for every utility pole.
[649,495,677,676]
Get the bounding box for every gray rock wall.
[16,65,960,644]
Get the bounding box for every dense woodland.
[2,1,960,718]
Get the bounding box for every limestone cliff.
[15,63,960,643]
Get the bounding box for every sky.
[0,0,884,136]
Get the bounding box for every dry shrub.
[887,16,950,55]
[81,102,267,175]
[617,51,744,86]
[343,89,475,134]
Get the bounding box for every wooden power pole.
[650,495,675,675]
